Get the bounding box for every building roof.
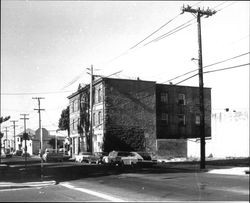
[17,128,35,139]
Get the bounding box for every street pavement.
[0,157,249,190]
[0,166,249,202]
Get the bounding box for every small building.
[68,77,211,159]
[16,128,35,155]
[16,128,62,155]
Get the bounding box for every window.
[70,102,74,113]
[72,119,75,130]
[160,92,168,103]
[74,100,79,111]
[178,94,186,105]
[98,111,102,125]
[93,113,96,126]
[161,113,168,124]
[178,114,186,126]
[98,88,102,103]
[195,115,200,125]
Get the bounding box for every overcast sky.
[1,1,249,135]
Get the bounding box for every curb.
[0,180,56,190]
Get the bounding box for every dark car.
[134,151,157,166]
[22,152,30,158]
[42,148,63,162]
[13,150,23,156]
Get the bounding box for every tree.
[58,106,70,136]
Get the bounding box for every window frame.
[160,92,168,103]
[178,93,186,105]
[177,114,186,126]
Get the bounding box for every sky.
[1,1,249,137]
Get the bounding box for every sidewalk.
[0,180,56,190]
[207,166,249,175]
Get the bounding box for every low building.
[68,77,211,159]
[16,128,62,155]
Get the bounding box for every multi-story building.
[68,77,211,158]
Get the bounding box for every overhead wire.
[143,17,196,47]
[174,63,249,85]
[1,90,73,96]
[162,52,250,84]
[102,62,250,111]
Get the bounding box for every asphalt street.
[0,167,249,202]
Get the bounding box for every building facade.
[68,77,211,158]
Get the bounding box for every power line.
[203,63,250,74]
[101,62,249,111]
[143,17,196,47]
[1,90,73,96]
[175,63,249,85]
[163,52,250,84]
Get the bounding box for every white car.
[121,152,143,166]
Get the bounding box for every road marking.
[60,182,126,202]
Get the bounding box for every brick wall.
[103,78,157,153]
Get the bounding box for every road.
[0,169,249,202]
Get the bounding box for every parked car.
[4,148,13,158]
[42,148,63,162]
[13,150,23,156]
[59,148,71,161]
[22,152,30,157]
[106,151,131,166]
[119,152,141,166]
[133,151,157,166]
[75,152,99,164]
[93,152,108,164]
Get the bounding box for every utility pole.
[87,65,94,153]
[20,114,29,169]
[4,126,9,150]
[181,5,216,169]
[32,97,45,180]
[10,120,18,152]
[0,116,10,163]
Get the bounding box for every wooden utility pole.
[32,97,45,180]
[4,127,9,149]
[0,116,10,163]
[10,120,18,152]
[20,114,29,169]
[182,5,216,169]
[87,65,94,153]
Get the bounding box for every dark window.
[161,113,168,124]
[178,114,186,126]
[98,111,102,125]
[178,94,186,105]
[93,113,96,126]
[160,92,168,103]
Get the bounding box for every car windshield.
[79,152,92,155]
[118,152,130,156]
[136,152,152,160]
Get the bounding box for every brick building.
[68,77,211,158]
